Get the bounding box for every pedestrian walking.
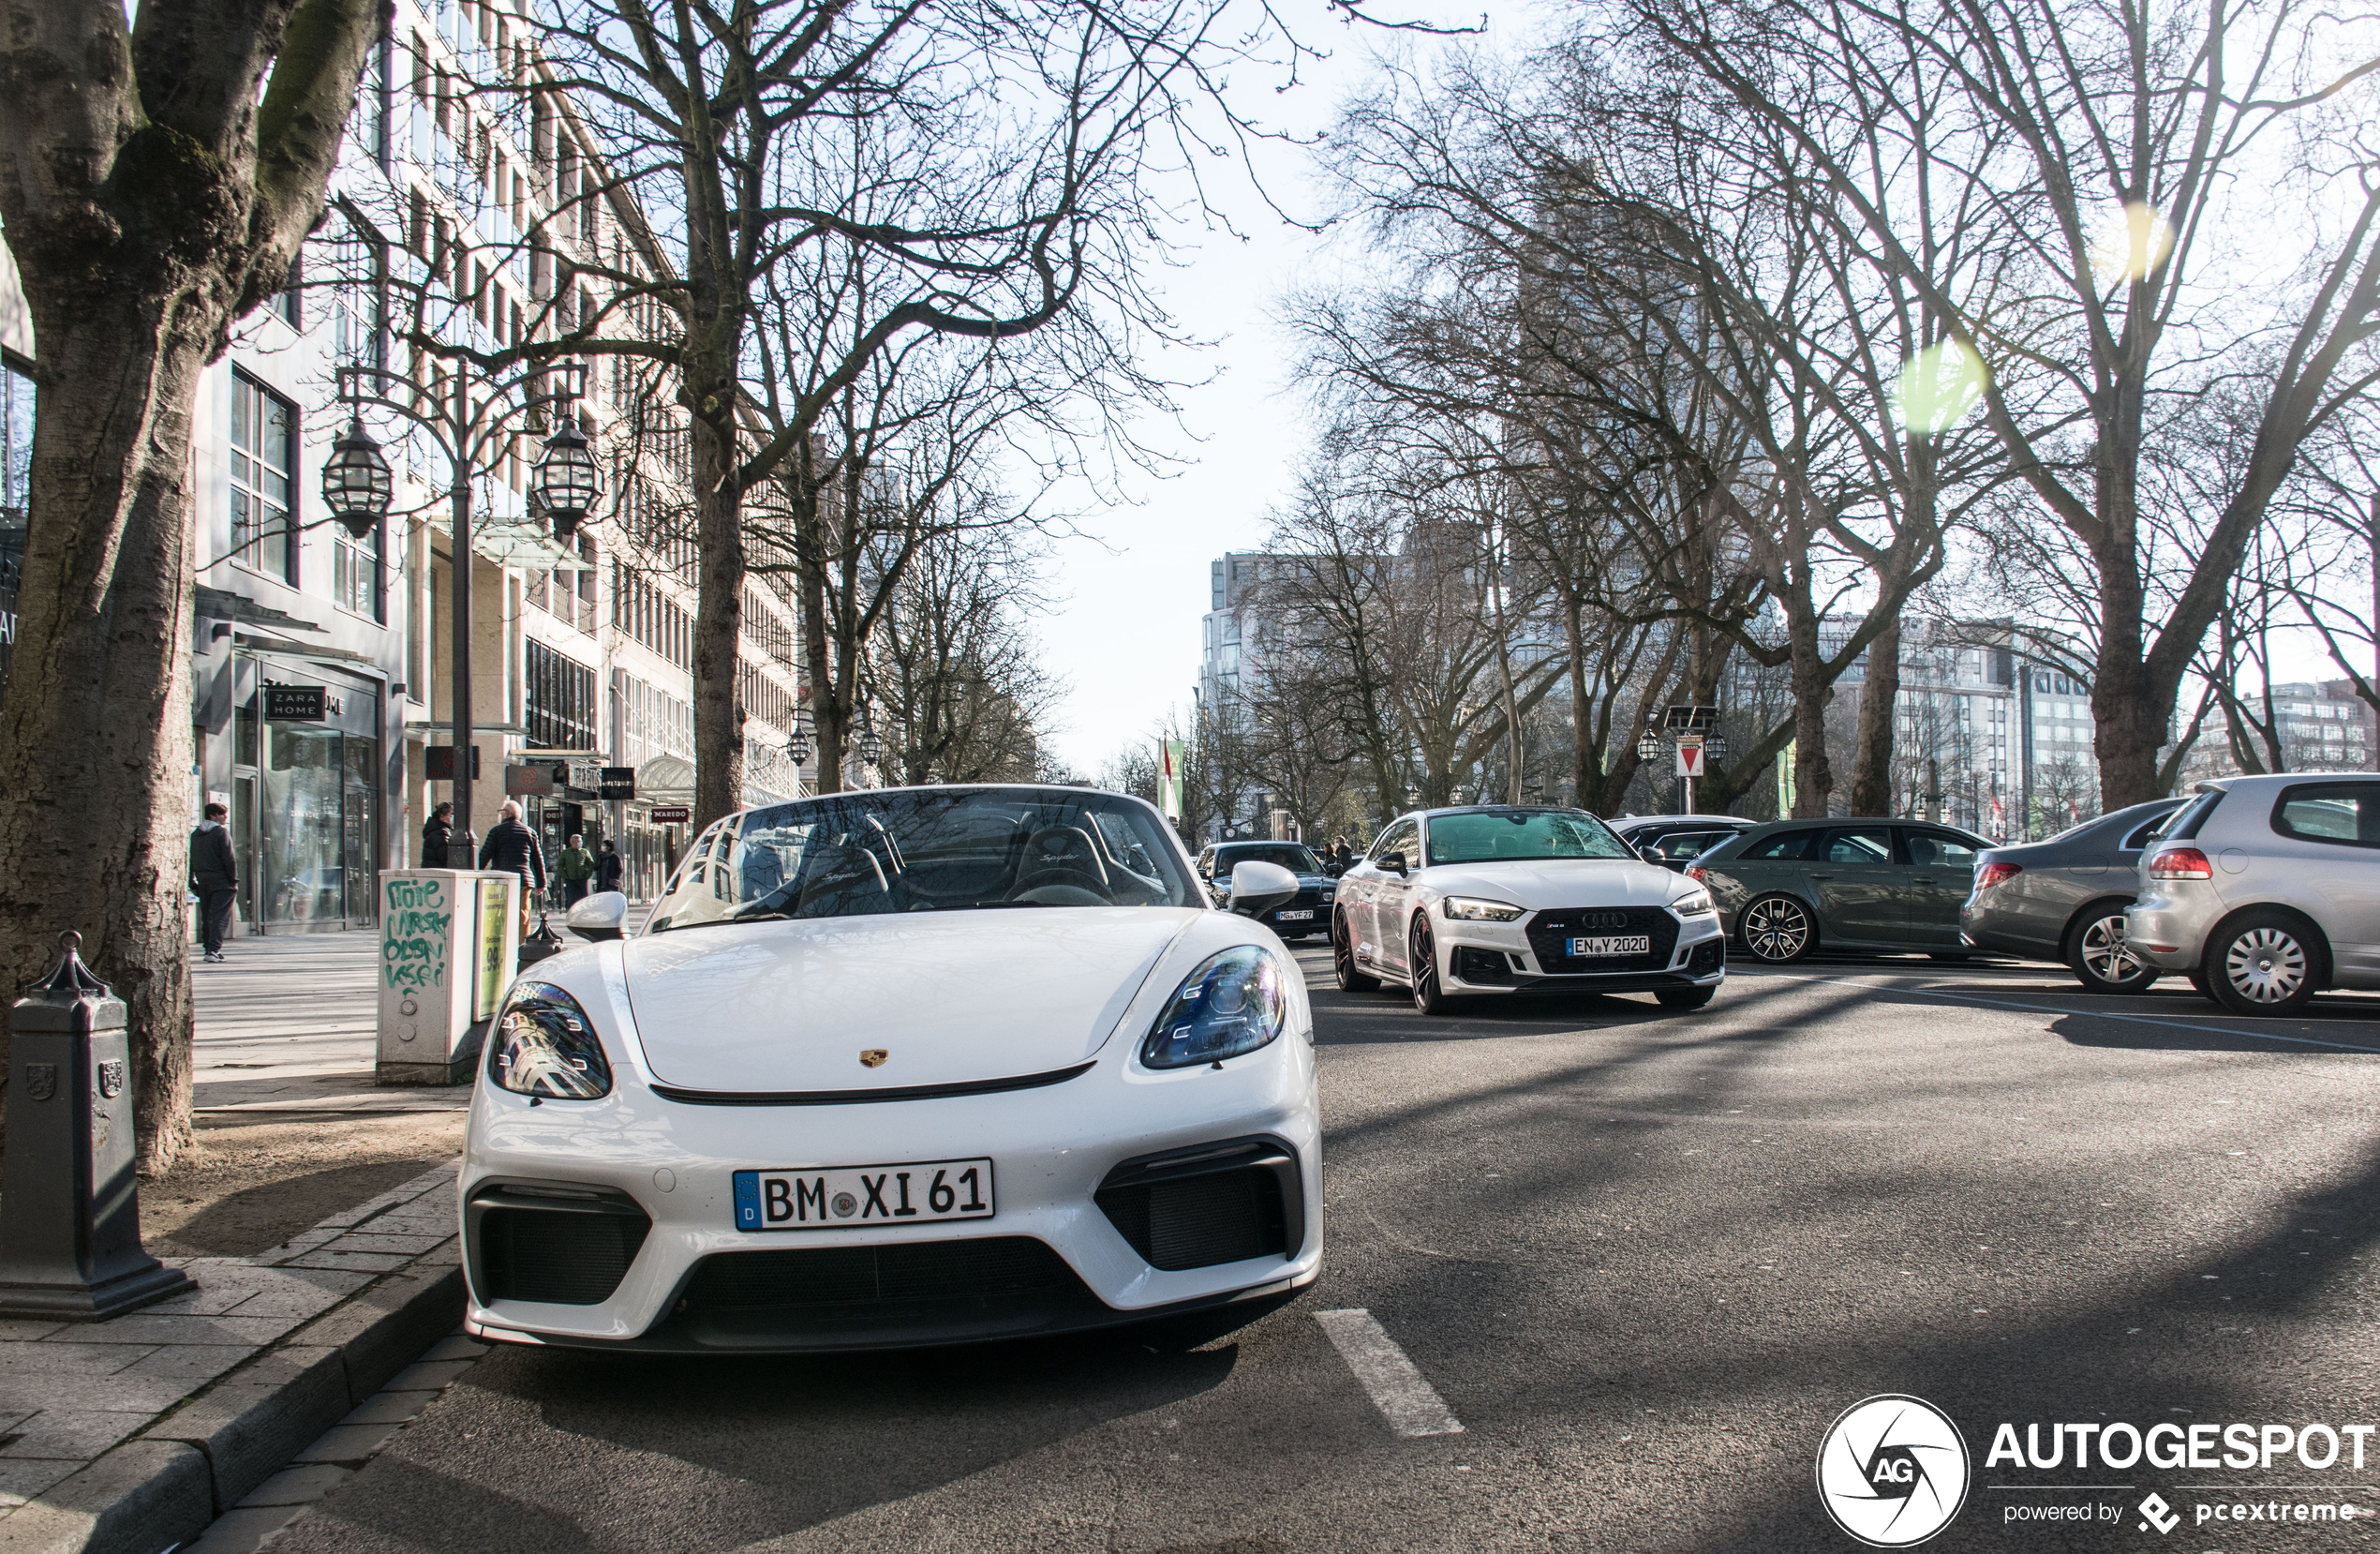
[422,801,454,867]
[595,838,624,896]
[189,802,238,963]
[1327,835,1355,876]
[477,800,548,936]
[557,833,595,906]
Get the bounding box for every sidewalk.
[191,934,463,1115]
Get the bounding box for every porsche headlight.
[1442,895,1525,922]
[1671,889,1717,917]
[1140,947,1287,1069]
[487,980,612,1098]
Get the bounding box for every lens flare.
[1892,341,1987,435]
[2089,202,2176,282]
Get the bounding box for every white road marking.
[1314,1308,1465,1437]
[1740,969,2380,1055]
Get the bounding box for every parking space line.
[1314,1308,1465,1437]
[1741,970,2380,1054]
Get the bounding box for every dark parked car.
[1610,814,1758,873]
[1958,799,2186,993]
[1688,819,1994,963]
[1196,840,1337,939]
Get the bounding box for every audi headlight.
[1671,889,1717,917]
[487,980,612,1098]
[1140,947,1288,1069]
[1442,895,1525,922]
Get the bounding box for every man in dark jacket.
[478,800,548,934]
[190,803,238,963]
[595,838,624,895]
[423,801,454,867]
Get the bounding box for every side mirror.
[1226,860,1299,918]
[1638,844,1666,864]
[1380,851,1407,877]
[565,889,629,942]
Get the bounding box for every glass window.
[1821,827,1894,865]
[229,372,296,583]
[1654,830,1728,860]
[1424,808,1632,865]
[334,511,381,620]
[1902,829,1979,868]
[1371,819,1419,864]
[2271,783,2380,847]
[645,788,1197,932]
[2167,787,2226,840]
[1743,829,1815,860]
[1215,844,1323,874]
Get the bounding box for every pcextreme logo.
[1817,1395,1972,1547]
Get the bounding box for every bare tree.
[0,0,379,1166]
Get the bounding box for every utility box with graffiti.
[375,870,523,1086]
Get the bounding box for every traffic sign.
[1676,740,1706,778]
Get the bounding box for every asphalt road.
[271,950,2380,1553]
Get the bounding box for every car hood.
[1421,859,1687,909]
[619,908,1197,1093]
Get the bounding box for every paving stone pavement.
[0,1162,462,1547]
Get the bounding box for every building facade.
[0,0,811,930]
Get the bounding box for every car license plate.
[732,1158,993,1232]
[1275,908,1314,920]
[1568,934,1651,957]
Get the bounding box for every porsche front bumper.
[459,1042,1323,1353]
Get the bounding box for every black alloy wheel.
[1333,910,1379,993]
[2206,910,2319,1018]
[2067,906,2159,994]
[1739,893,1814,964]
[1408,915,1458,1016]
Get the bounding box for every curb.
[0,1174,467,1554]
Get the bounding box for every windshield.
[646,787,1198,933]
[1217,844,1323,874]
[1425,809,1635,865]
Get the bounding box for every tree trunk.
[0,303,206,1172]
[1785,604,1833,818]
[690,411,746,829]
[1848,615,1900,815]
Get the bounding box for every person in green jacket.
[557,833,596,906]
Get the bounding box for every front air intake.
[469,1183,650,1306]
[1095,1136,1302,1271]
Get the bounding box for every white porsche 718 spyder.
[460,784,1320,1353]
[1332,805,1727,1015]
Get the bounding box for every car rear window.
[1743,829,1816,860]
[1902,829,1979,868]
[2272,783,2380,848]
[2165,788,2225,841]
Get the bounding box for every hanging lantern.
[855,722,884,765]
[1636,731,1664,763]
[787,725,812,764]
[320,415,394,540]
[1703,732,1730,762]
[532,419,602,540]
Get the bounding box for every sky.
[1034,1,1539,778]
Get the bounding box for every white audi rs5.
[1332,805,1727,1015]
[459,784,1320,1353]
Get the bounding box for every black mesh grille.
[670,1237,1107,1347]
[1688,940,1725,976]
[1452,946,1515,984]
[1525,905,1680,973]
[1097,1167,1288,1271]
[479,1206,650,1305]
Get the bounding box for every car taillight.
[1973,862,2022,891]
[1684,865,1707,884]
[2146,846,2213,880]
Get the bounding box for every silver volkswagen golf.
[2126,773,2380,1016]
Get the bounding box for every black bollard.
[0,932,195,1319]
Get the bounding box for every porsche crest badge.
[859,1049,889,1068]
